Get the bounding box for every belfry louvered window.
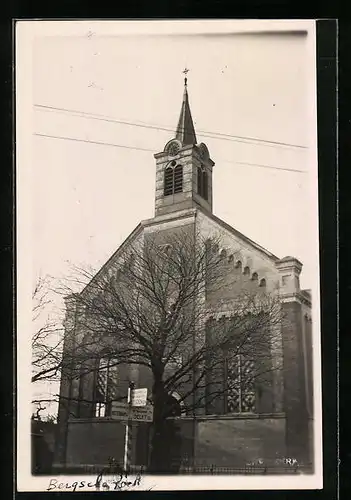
[94,357,119,417]
[164,163,183,196]
[197,165,208,201]
[225,353,256,413]
[174,165,183,193]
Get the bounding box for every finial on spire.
[176,68,197,146]
[182,67,189,86]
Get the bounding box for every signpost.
[123,382,134,472]
[131,388,148,407]
[112,386,152,472]
[111,402,130,420]
[129,405,153,422]
[111,402,154,422]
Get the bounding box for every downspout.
[62,296,79,467]
[192,212,197,469]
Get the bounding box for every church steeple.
[175,78,197,146]
[154,76,215,217]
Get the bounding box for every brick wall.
[196,210,279,295]
[66,419,130,467]
[194,416,286,467]
[281,301,310,462]
[63,415,287,470]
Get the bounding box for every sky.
[26,20,318,294]
[19,19,318,408]
[17,20,322,489]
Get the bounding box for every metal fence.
[125,463,313,475]
[177,464,312,475]
[54,462,313,476]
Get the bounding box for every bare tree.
[57,228,285,472]
[32,276,64,384]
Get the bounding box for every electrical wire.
[34,132,307,174]
[34,103,308,151]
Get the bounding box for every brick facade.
[54,209,313,470]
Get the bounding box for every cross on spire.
[176,68,196,146]
[182,67,190,86]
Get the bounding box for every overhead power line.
[34,132,155,153]
[33,132,307,174]
[235,161,306,174]
[34,103,308,151]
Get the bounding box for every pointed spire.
[175,73,197,146]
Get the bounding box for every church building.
[54,77,313,473]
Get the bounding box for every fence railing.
[53,462,313,476]
[176,464,313,475]
[53,461,313,475]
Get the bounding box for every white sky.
[27,20,318,294]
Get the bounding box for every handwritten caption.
[47,470,142,492]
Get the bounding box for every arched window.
[197,165,209,201]
[197,166,202,196]
[94,357,119,417]
[109,275,116,290]
[174,165,183,193]
[243,266,250,276]
[259,278,266,288]
[235,260,242,270]
[164,167,174,196]
[159,243,172,254]
[164,164,183,196]
[202,170,208,200]
[128,253,135,267]
[92,294,103,309]
[252,272,258,281]
[220,249,227,259]
[212,243,219,254]
[225,351,256,413]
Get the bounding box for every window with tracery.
[225,353,256,413]
[94,357,119,417]
[164,163,183,196]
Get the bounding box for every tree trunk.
[148,378,171,473]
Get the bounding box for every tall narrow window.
[243,266,250,276]
[77,364,93,418]
[164,164,183,196]
[197,166,203,196]
[164,167,174,196]
[94,358,119,417]
[174,165,183,193]
[225,352,256,413]
[202,170,208,200]
[197,165,209,201]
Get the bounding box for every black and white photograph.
[16,19,322,491]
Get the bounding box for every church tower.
[154,76,215,217]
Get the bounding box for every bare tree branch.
[48,229,286,471]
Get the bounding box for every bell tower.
[154,75,215,217]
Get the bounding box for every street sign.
[111,401,153,422]
[130,405,153,422]
[131,388,148,407]
[111,402,129,420]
